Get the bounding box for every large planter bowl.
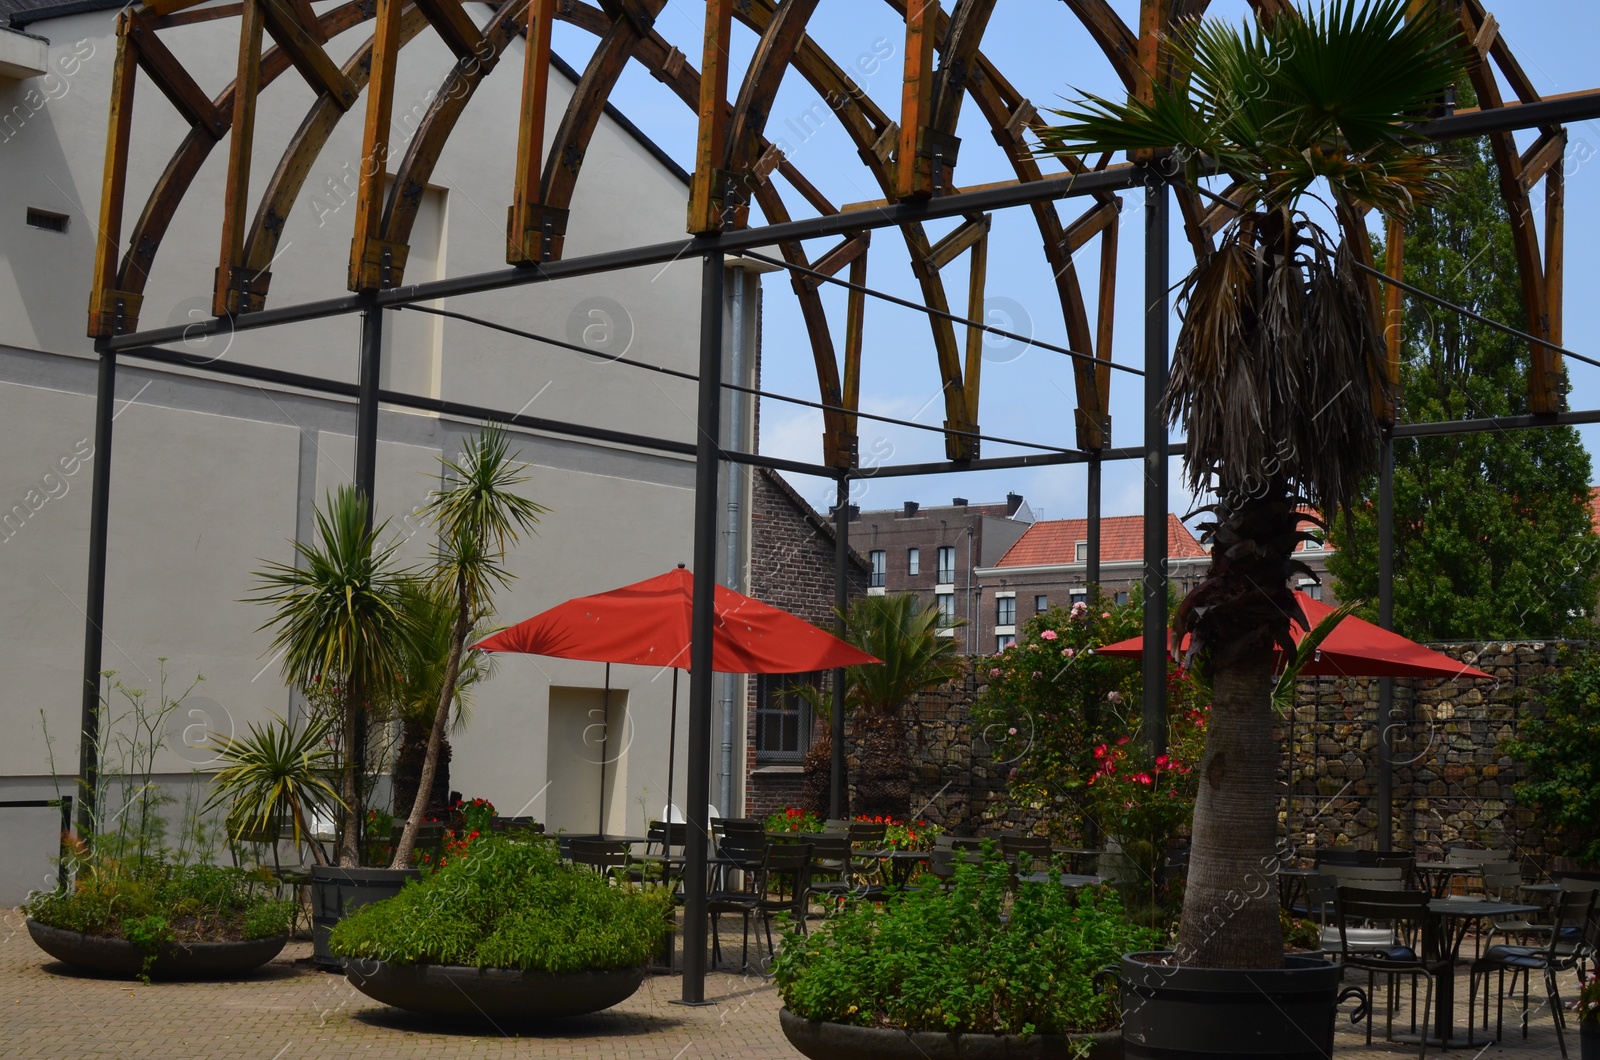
[310,866,420,968]
[779,1008,1122,1059]
[26,919,287,980]
[341,959,646,1020]
[1113,950,1352,1060]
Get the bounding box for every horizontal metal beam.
[116,344,697,457]
[1415,90,1600,140]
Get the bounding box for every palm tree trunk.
[337,682,362,867]
[1174,647,1283,968]
[391,579,470,869]
[854,714,910,819]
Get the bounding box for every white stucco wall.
[0,9,748,901]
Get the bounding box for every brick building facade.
[744,468,869,819]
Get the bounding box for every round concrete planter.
[778,1008,1122,1059]
[26,919,287,980]
[341,959,646,1021]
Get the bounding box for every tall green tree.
[1328,123,1600,639]
[1041,0,1466,968]
[251,486,415,867]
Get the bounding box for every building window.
[1070,589,1087,606]
[936,546,956,584]
[996,596,1016,626]
[1035,594,1048,612]
[26,208,69,233]
[1075,541,1088,562]
[907,547,920,576]
[996,634,1015,651]
[869,549,886,588]
[1300,580,1323,601]
[755,672,818,762]
[1114,590,1129,606]
[935,592,956,628]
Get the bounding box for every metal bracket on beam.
[88,290,145,338]
[215,265,273,314]
[823,428,858,471]
[1075,410,1111,453]
[506,202,570,265]
[350,238,409,291]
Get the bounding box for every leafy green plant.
[1280,909,1322,952]
[766,807,824,833]
[1505,648,1600,868]
[330,833,668,972]
[204,714,341,866]
[25,860,292,945]
[773,849,1162,1034]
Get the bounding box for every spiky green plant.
[250,485,416,867]
[1038,0,1467,967]
[204,715,342,866]
[390,427,548,869]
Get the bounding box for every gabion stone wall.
[881,642,1576,865]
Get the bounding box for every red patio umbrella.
[473,567,879,825]
[1093,591,1494,680]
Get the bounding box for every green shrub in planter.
[773,848,1162,1035]
[328,833,670,972]
[25,860,293,947]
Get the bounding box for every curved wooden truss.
[88,0,1577,466]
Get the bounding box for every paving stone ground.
[1,908,1580,1058]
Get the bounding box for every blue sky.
[553,1,1600,524]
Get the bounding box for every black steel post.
[77,348,119,841]
[681,251,725,1005]
[831,477,849,820]
[1086,452,1102,591]
[1377,430,1395,852]
[1141,179,1171,755]
[355,301,383,520]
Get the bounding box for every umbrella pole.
[598,663,610,836]
[667,670,678,825]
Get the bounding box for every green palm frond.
[390,580,493,732]
[424,427,549,605]
[836,594,963,719]
[248,485,418,698]
[1039,0,1466,217]
[1272,599,1361,711]
[204,714,342,861]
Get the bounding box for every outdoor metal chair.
[708,840,812,971]
[806,834,886,907]
[1335,886,1450,1058]
[847,820,887,847]
[1468,886,1598,1057]
[566,838,631,877]
[1000,835,1053,870]
[1316,847,1384,867]
[935,834,987,852]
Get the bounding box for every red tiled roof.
[995,515,1207,567]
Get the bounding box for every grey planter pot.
[341,959,646,1021]
[1580,1019,1599,1060]
[26,919,286,980]
[778,1008,1122,1059]
[1113,950,1356,1060]
[310,865,420,968]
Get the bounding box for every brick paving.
[1,907,1580,1058]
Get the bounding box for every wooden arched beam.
[98,0,375,333]
[724,0,820,190]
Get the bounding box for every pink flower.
[990,667,1002,677]
[1040,629,1058,641]
[1155,754,1170,768]
[1070,602,1088,616]
[1007,727,1017,735]
[1093,744,1108,759]
[1101,611,1111,619]
[1117,736,1129,745]
[1062,647,1076,658]
[1106,691,1123,704]
[1136,773,1153,785]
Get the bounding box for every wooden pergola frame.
[75,0,1600,1002]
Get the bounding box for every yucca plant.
[390,427,547,869]
[204,715,342,867]
[250,486,417,867]
[1038,0,1466,967]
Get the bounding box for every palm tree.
[205,714,342,867]
[390,427,546,869]
[250,486,415,867]
[832,593,962,818]
[388,580,492,822]
[1039,0,1465,968]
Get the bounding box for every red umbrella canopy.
[1094,591,1494,680]
[473,567,880,674]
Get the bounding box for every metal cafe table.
[1390,895,1543,1048]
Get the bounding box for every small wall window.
[996,634,1015,651]
[1075,541,1088,562]
[936,546,956,584]
[1035,594,1048,612]
[1070,589,1087,606]
[26,208,69,233]
[935,592,956,628]
[907,547,920,576]
[869,549,886,588]
[996,596,1016,626]
[756,672,818,762]
[1114,590,1130,606]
